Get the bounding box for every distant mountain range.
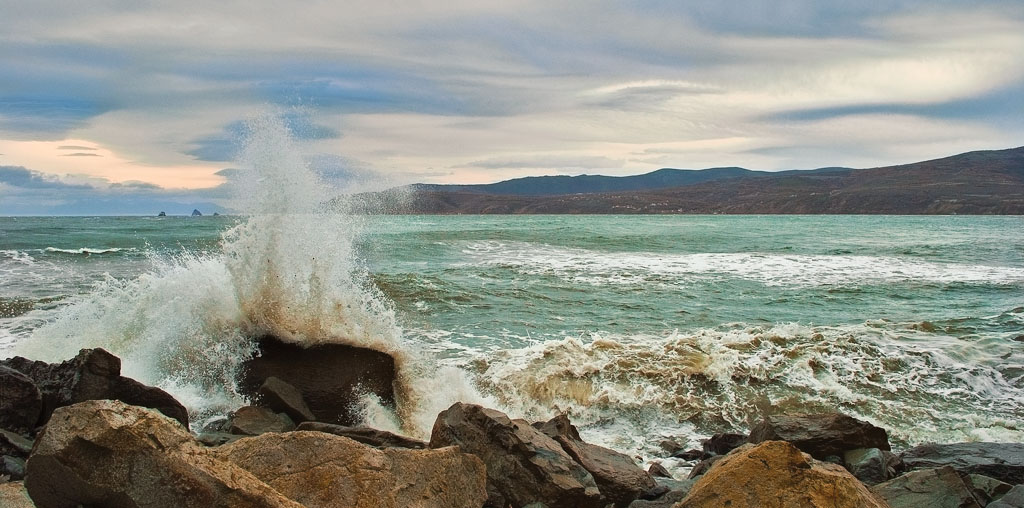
[350,146,1024,214]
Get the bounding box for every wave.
[462,241,1024,287]
[44,247,128,255]
[0,250,35,264]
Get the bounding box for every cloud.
[465,155,626,170]
[188,112,341,162]
[57,145,97,150]
[61,152,102,157]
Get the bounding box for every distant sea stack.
[191,209,202,216]
[157,211,166,217]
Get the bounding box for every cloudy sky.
[1,0,1022,214]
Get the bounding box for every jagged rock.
[296,422,426,449]
[0,482,35,508]
[536,414,656,507]
[0,366,42,434]
[747,413,890,460]
[238,335,396,426]
[871,466,981,508]
[258,376,316,423]
[0,430,33,458]
[900,442,1024,485]
[677,440,888,508]
[701,433,746,456]
[191,209,202,216]
[24,400,302,508]
[228,406,295,435]
[648,462,672,478]
[686,455,725,479]
[1,348,188,427]
[215,431,487,508]
[844,447,898,485]
[989,485,1024,508]
[963,474,1013,506]
[430,403,603,508]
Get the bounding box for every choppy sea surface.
[1,120,1022,471]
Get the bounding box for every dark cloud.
[0,166,91,189]
[61,153,102,157]
[57,145,98,150]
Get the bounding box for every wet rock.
[0,366,42,434]
[258,376,316,423]
[217,431,486,508]
[871,466,981,508]
[659,439,683,454]
[196,431,243,447]
[0,429,33,458]
[686,454,725,479]
[536,414,656,507]
[678,440,887,507]
[900,442,1024,485]
[238,335,396,426]
[0,482,35,508]
[747,412,890,460]
[228,406,295,435]
[1,455,25,481]
[843,447,898,485]
[296,422,426,449]
[629,488,688,508]
[671,449,704,461]
[963,474,1014,506]
[648,462,672,478]
[25,399,302,508]
[989,485,1024,508]
[1,348,188,427]
[701,433,746,456]
[430,403,603,508]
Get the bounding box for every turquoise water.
[2,214,1023,466]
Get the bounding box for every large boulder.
[870,466,981,508]
[24,400,302,508]
[430,403,603,508]
[295,422,426,449]
[1,348,188,427]
[535,414,655,507]
[215,431,487,508]
[237,335,396,426]
[900,442,1024,485]
[675,440,888,508]
[747,413,890,460]
[0,366,42,434]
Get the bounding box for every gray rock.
[670,449,704,461]
[430,403,603,508]
[844,448,897,485]
[295,421,426,449]
[0,366,42,434]
[628,488,688,508]
[258,376,316,424]
[687,454,725,479]
[989,485,1024,508]
[748,412,890,460]
[1,456,25,481]
[871,466,981,508]
[963,474,1013,506]
[196,431,243,447]
[702,432,747,456]
[0,429,33,459]
[647,462,672,478]
[228,406,295,435]
[901,442,1024,485]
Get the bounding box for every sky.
[1,0,1023,214]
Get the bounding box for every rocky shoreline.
[2,346,1023,507]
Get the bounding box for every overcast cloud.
[0,0,1022,213]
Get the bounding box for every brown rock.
[0,481,35,508]
[871,466,981,508]
[228,406,295,435]
[295,422,426,449]
[257,376,316,423]
[676,440,889,508]
[237,335,396,426]
[1,349,188,427]
[648,462,672,478]
[536,414,656,507]
[216,431,487,508]
[430,403,603,508]
[747,412,890,460]
[0,366,42,434]
[686,455,725,479]
[24,399,301,508]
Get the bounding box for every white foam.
[44,247,127,255]
[0,249,35,264]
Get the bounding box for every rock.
[1,348,188,427]
[639,485,671,500]
[192,208,202,216]
[871,466,981,508]
[656,477,695,493]
[630,489,688,508]
[677,440,888,508]
[25,400,302,508]
[843,447,897,485]
[989,485,1024,508]
[900,442,1024,485]
[430,403,603,508]
[747,412,890,460]
[648,462,672,478]
[659,439,683,454]
[0,429,33,458]
[963,474,1014,506]
[701,433,746,456]
[216,431,487,508]
[295,422,426,449]
[237,335,396,426]
[0,366,42,434]
[1,455,25,481]
[197,431,243,447]
[536,414,656,507]
[228,406,295,435]
[0,482,35,508]
[686,455,724,479]
[671,449,704,461]
[257,376,316,423]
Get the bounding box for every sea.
[2,121,1022,472]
